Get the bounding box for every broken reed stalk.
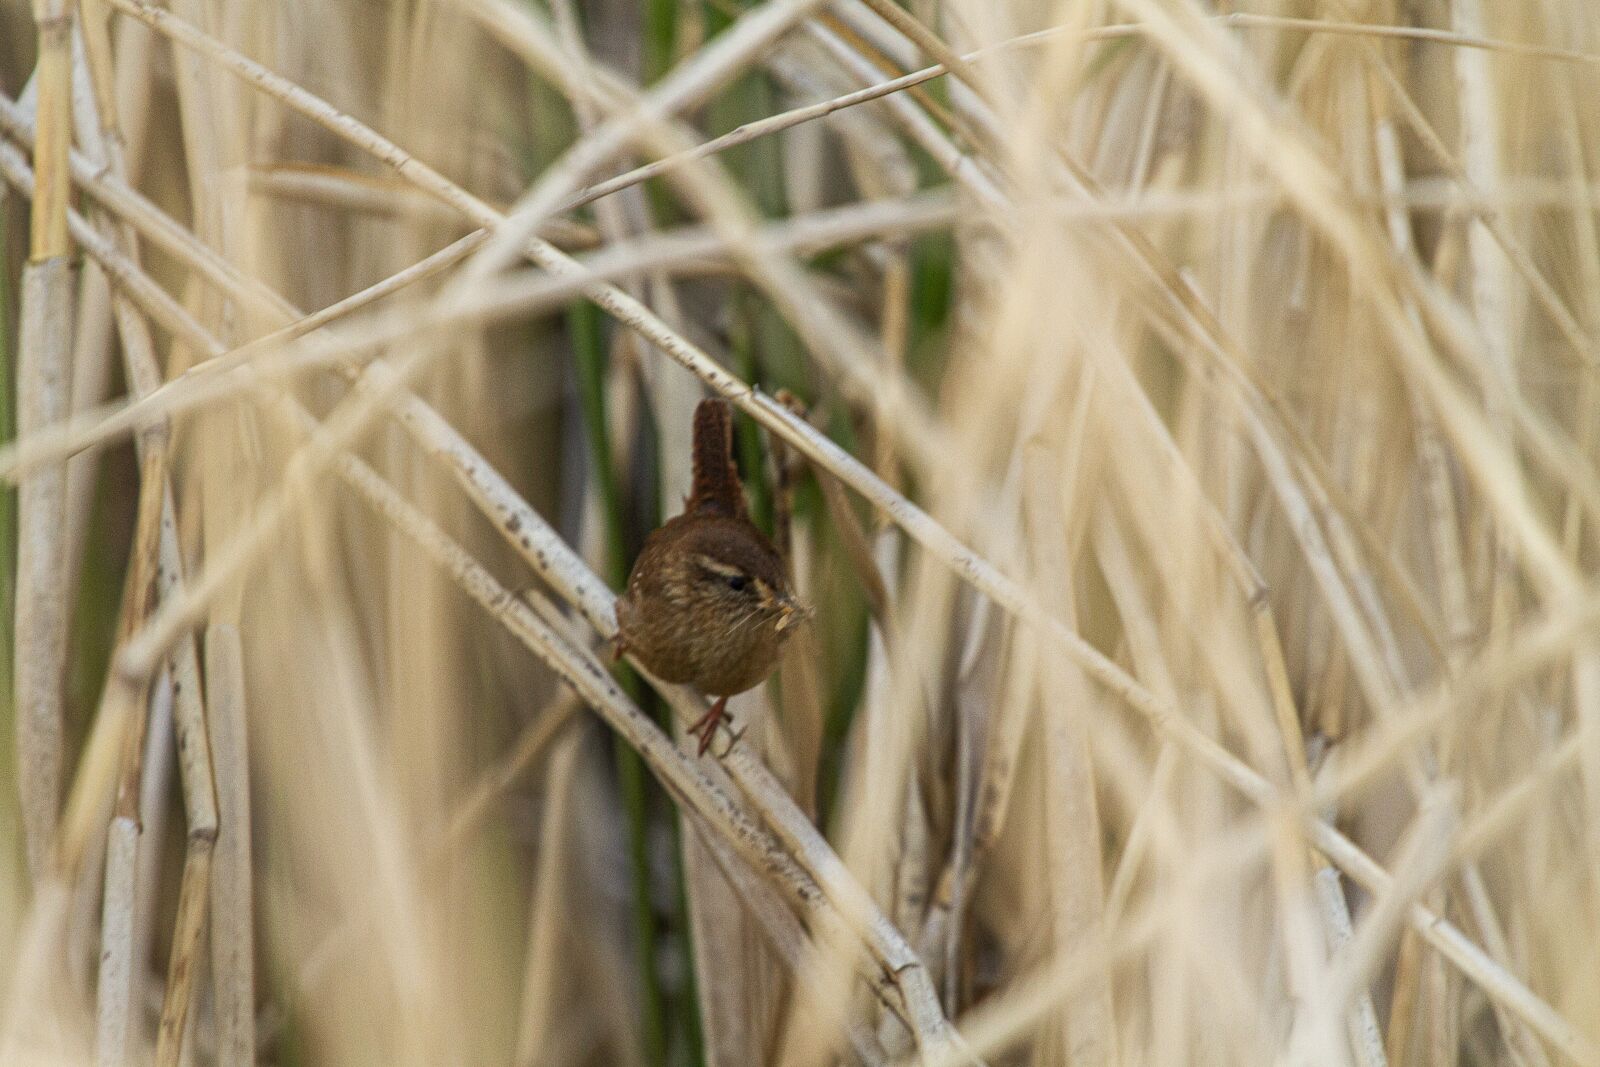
[14,0,75,882]
[95,440,167,1067]
[154,840,212,1067]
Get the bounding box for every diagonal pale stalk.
[6,67,1592,1067]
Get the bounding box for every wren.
[615,397,807,755]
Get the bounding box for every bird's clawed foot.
[688,697,733,757]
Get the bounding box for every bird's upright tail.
[687,397,747,517]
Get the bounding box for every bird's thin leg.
[688,697,730,757]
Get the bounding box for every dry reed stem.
[802,21,1003,205]
[204,625,255,1067]
[14,257,72,881]
[555,54,965,215]
[94,439,168,1067]
[1296,791,1458,1066]
[689,822,891,1066]
[13,0,76,888]
[96,816,139,1063]
[16,162,1561,477]
[434,692,581,855]
[154,840,213,1067]
[1224,11,1600,64]
[27,0,70,260]
[1314,863,1389,1067]
[289,694,582,1022]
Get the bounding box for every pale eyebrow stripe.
[693,555,745,578]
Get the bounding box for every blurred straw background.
[0,0,1598,1064]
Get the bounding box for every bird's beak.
[774,595,811,634]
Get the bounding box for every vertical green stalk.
[569,299,669,1067]
[906,230,956,388]
[815,408,868,830]
[641,0,682,225]
[643,0,677,84]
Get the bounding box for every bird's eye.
[726,574,749,593]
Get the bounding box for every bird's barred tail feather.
[687,397,746,517]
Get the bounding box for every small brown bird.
[615,398,807,755]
